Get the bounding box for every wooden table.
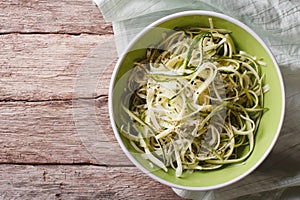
[0,1,182,199]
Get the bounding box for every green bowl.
[109,11,285,191]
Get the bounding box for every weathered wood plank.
[0,164,182,199]
[0,97,132,166]
[0,0,112,34]
[0,34,116,101]
[0,1,183,199]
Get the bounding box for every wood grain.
[0,33,116,101]
[0,1,184,199]
[0,97,134,166]
[0,164,182,199]
[0,0,112,34]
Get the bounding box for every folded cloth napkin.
[93,0,300,199]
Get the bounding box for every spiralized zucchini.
[120,19,269,177]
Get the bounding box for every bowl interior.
[111,12,284,189]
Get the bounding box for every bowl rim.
[108,10,285,191]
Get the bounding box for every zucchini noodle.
[120,19,269,177]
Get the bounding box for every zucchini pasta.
[120,19,268,177]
